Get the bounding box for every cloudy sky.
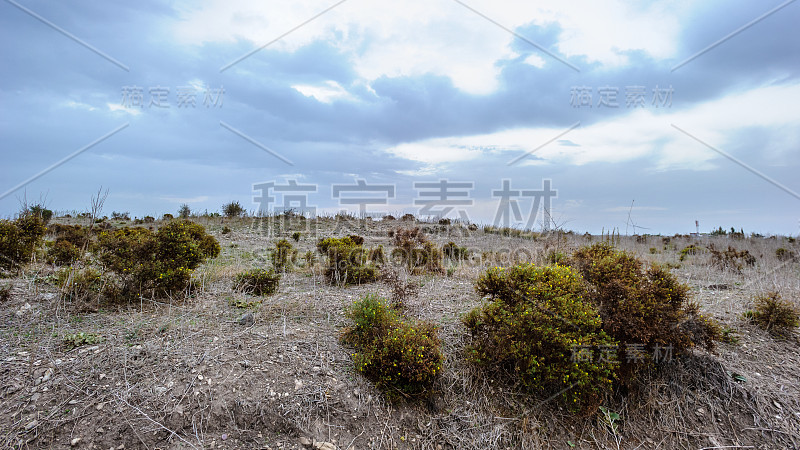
[1,0,798,234]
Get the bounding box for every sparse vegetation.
[745,292,799,336]
[235,268,280,296]
[0,214,47,272]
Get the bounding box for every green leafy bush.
[0,215,47,271]
[679,244,701,261]
[271,239,296,271]
[707,244,756,272]
[442,242,469,261]
[62,332,102,350]
[46,240,82,265]
[571,243,720,379]
[745,292,799,336]
[391,228,444,274]
[222,201,245,218]
[775,247,795,261]
[467,264,617,413]
[318,236,379,285]
[27,204,53,223]
[56,267,104,307]
[95,220,220,300]
[342,294,443,398]
[235,268,280,296]
[291,231,301,242]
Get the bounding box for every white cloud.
[292,80,351,103]
[106,103,141,116]
[385,83,800,170]
[172,0,685,94]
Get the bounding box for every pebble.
[70,437,81,446]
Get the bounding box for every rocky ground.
[1,216,798,449]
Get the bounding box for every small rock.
[221,433,228,441]
[96,402,104,410]
[299,436,312,447]
[70,437,81,446]
[238,312,254,326]
[24,420,37,431]
[294,379,303,390]
[97,427,104,433]
[30,393,41,402]
[314,442,336,450]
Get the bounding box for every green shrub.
[291,231,301,242]
[0,215,47,271]
[95,220,220,300]
[546,249,566,264]
[707,244,756,272]
[318,237,379,285]
[271,239,297,271]
[348,234,365,246]
[222,201,245,218]
[745,292,799,336]
[369,245,386,265]
[56,267,104,306]
[302,250,316,267]
[679,244,701,261]
[48,224,89,248]
[62,332,102,349]
[221,226,231,235]
[46,240,82,265]
[0,284,10,302]
[775,247,795,261]
[27,204,53,223]
[571,243,720,378]
[235,268,280,296]
[467,264,617,413]
[342,294,443,398]
[442,242,469,261]
[391,228,443,274]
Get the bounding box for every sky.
[1,0,799,235]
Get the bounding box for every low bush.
[467,264,617,413]
[442,242,469,261]
[679,244,701,261]
[745,292,799,336]
[0,214,47,271]
[271,239,297,271]
[94,220,220,300]
[291,231,301,242]
[56,267,104,307]
[235,268,280,296]
[392,228,444,274]
[0,284,10,302]
[775,247,795,261]
[222,201,245,218]
[46,240,82,265]
[318,236,379,285]
[707,244,756,272]
[342,294,443,398]
[571,243,720,381]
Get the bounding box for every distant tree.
[26,204,53,224]
[178,204,191,218]
[222,201,245,218]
